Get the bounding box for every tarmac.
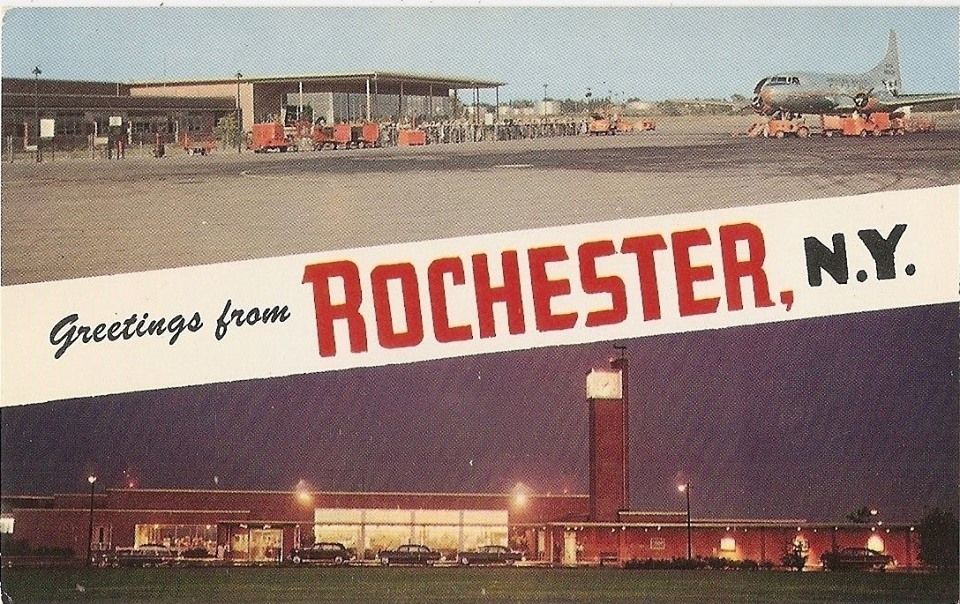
[2,114,958,285]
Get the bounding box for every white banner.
[2,186,957,407]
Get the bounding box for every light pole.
[86,475,97,566]
[32,66,41,162]
[235,72,243,153]
[678,483,692,559]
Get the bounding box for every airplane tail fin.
[865,30,902,95]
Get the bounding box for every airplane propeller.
[853,88,875,110]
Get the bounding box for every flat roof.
[132,71,505,89]
[104,487,586,498]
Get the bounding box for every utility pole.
[678,483,692,560]
[235,72,243,153]
[86,475,97,566]
[32,66,41,162]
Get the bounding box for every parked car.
[111,544,176,567]
[821,547,894,571]
[290,542,352,565]
[456,544,525,566]
[378,544,442,566]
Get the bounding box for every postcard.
[1,6,957,603]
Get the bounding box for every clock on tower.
[585,369,622,400]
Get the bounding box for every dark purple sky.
[2,304,956,522]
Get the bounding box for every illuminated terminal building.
[0,359,920,567]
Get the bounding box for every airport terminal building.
[0,359,920,568]
[1,72,503,150]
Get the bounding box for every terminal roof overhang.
[133,71,506,91]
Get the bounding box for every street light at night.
[511,483,529,508]
[678,483,692,560]
[86,475,97,566]
[295,479,313,506]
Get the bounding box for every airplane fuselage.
[752,72,897,117]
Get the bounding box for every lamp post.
[235,72,243,153]
[678,483,692,559]
[86,475,97,566]
[32,66,41,162]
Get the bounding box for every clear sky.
[2,6,958,101]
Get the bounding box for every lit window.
[867,535,885,552]
[0,515,14,534]
[720,537,736,552]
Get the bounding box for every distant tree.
[845,506,876,524]
[781,540,808,571]
[214,114,242,148]
[918,508,959,572]
[657,101,682,116]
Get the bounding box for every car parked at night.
[456,544,525,566]
[111,543,176,567]
[289,542,353,565]
[378,544,442,566]
[821,547,894,571]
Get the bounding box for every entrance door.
[563,531,577,565]
[231,531,249,561]
[249,529,283,562]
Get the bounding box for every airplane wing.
[879,94,960,111]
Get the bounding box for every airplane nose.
[751,87,774,114]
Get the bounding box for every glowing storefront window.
[417,525,460,552]
[414,509,461,525]
[134,524,217,554]
[0,516,14,534]
[312,508,508,556]
[366,524,413,553]
[462,524,508,551]
[314,508,362,524]
[867,535,885,552]
[720,537,736,552]
[312,524,362,549]
[365,509,412,524]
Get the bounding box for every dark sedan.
[821,547,894,571]
[456,544,525,566]
[290,542,352,565]
[378,544,442,566]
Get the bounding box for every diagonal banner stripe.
[2,185,957,407]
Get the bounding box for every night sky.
[1,304,956,523]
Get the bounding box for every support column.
[495,86,500,140]
[398,81,404,122]
[428,84,433,118]
[298,81,303,121]
[365,78,371,121]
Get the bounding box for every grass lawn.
[1,567,956,603]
